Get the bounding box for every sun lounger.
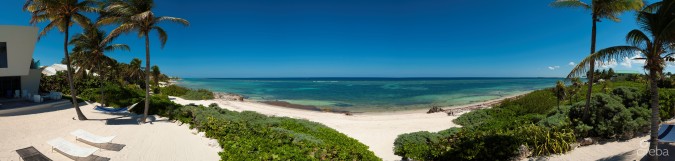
[46,137,98,158]
[70,129,116,144]
[658,124,675,142]
[94,106,128,113]
[16,146,52,161]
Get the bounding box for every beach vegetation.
[569,93,650,139]
[132,95,380,160]
[550,0,645,123]
[393,128,460,160]
[160,84,190,96]
[567,0,675,158]
[160,85,214,100]
[24,0,101,120]
[100,0,190,123]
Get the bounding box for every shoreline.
[248,90,532,115]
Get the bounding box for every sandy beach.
[170,93,526,160]
[2,92,672,161]
[0,102,221,161]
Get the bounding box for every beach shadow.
[636,143,675,161]
[0,100,80,117]
[597,150,638,161]
[76,138,126,151]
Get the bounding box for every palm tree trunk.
[649,68,660,161]
[98,60,104,106]
[141,33,151,123]
[64,18,87,120]
[583,15,598,121]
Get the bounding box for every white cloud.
[568,62,575,66]
[619,53,646,68]
[597,59,618,69]
[548,66,560,70]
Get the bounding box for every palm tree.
[555,80,567,110]
[70,24,130,105]
[124,58,145,85]
[151,65,160,87]
[24,0,98,120]
[568,1,675,160]
[551,0,644,121]
[100,0,189,123]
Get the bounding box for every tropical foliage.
[99,0,190,123]
[567,1,675,159]
[132,95,380,160]
[24,0,100,120]
[551,0,645,123]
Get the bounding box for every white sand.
[0,103,221,161]
[541,135,653,161]
[171,94,524,160]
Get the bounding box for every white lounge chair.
[46,137,98,158]
[70,129,116,144]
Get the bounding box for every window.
[0,42,7,68]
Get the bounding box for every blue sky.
[0,0,667,78]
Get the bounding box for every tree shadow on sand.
[76,138,126,151]
[598,143,675,161]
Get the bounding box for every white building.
[0,25,41,98]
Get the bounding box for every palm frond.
[156,16,190,26]
[105,44,130,52]
[550,0,591,9]
[626,29,651,49]
[568,46,642,78]
[153,26,168,48]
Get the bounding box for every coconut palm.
[555,80,567,110]
[568,1,675,160]
[151,65,160,87]
[70,25,130,104]
[124,58,145,85]
[551,0,644,121]
[100,0,189,123]
[24,0,98,120]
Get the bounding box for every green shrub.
[161,84,189,96]
[393,128,460,160]
[611,87,643,108]
[182,89,214,100]
[569,93,650,139]
[137,100,380,160]
[498,90,557,114]
[130,94,182,116]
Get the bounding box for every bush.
[569,93,650,139]
[498,90,557,114]
[182,89,214,100]
[130,94,182,116]
[393,128,460,160]
[611,87,643,108]
[135,100,380,160]
[161,85,189,96]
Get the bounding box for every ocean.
[177,78,562,112]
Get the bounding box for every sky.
[0,0,668,78]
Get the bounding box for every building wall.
[20,69,41,94]
[0,26,38,77]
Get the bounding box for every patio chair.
[46,137,98,158]
[15,146,52,161]
[70,129,116,144]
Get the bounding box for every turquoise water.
[178,78,561,112]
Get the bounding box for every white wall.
[0,25,38,77]
[20,69,42,94]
